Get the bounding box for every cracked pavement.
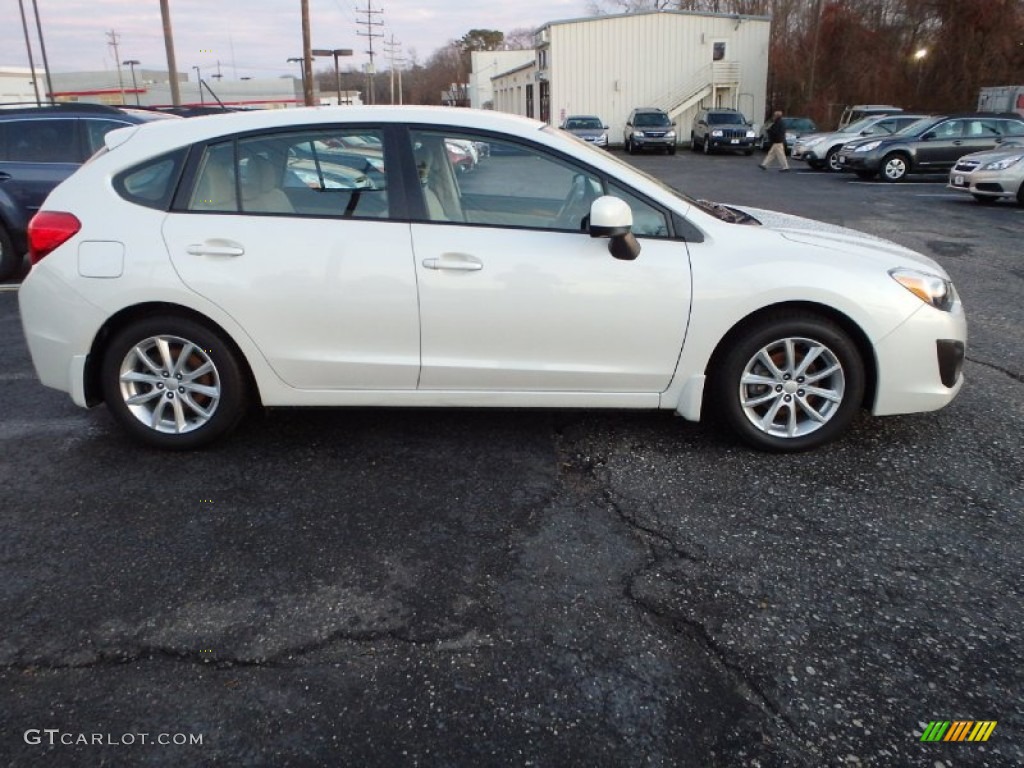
[2,155,1022,766]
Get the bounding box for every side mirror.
[602,124,609,130]
[921,131,935,141]
[589,196,640,261]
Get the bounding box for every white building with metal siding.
[488,10,770,145]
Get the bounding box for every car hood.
[957,144,1024,162]
[730,206,946,274]
[568,128,606,138]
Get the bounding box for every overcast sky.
[3,0,590,80]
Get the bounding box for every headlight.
[746,130,756,138]
[890,268,957,312]
[855,141,882,153]
[801,136,825,148]
[981,153,1024,170]
[633,130,644,138]
[711,129,723,137]
[665,130,676,139]
[785,132,796,141]
[595,134,607,144]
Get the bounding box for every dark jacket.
[767,119,787,145]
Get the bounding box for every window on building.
[713,42,727,61]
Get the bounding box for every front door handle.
[0,172,11,182]
[186,242,245,257]
[421,254,483,271]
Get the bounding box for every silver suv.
[623,108,677,155]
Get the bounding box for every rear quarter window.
[113,148,188,210]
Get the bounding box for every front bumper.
[633,135,675,149]
[836,151,881,172]
[948,167,1021,200]
[708,137,755,151]
[871,300,967,416]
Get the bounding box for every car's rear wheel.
[101,316,249,450]
[0,224,20,281]
[712,312,865,452]
[825,146,843,172]
[880,153,909,182]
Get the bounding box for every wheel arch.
[84,302,262,408]
[700,300,877,418]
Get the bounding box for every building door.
[526,84,534,119]
[539,81,550,123]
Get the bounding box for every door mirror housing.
[589,196,641,261]
[921,131,935,141]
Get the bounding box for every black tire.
[626,138,635,155]
[703,138,712,155]
[0,223,20,282]
[971,194,997,205]
[668,146,677,155]
[854,170,876,180]
[712,312,865,452]
[880,152,909,182]
[1017,181,1024,207]
[825,146,843,172]
[690,134,699,152]
[101,315,249,450]
[743,149,754,156]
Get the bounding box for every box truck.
[977,86,1024,118]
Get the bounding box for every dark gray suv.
[690,108,757,155]
[0,103,175,280]
[623,108,677,155]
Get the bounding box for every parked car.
[948,138,1024,205]
[837,104,903,130]
[624,108,677,154]
[560,115,609,148]
[836,113,1024,181]
[793,113,928,171]
[690,108,756,155]
[758,116,818,153]
[0,102,177,280]
[19,106,965,452]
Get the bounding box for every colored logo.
[921,721,997,742]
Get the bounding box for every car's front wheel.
[712,312,865,452]
[881,153,909,182]
[101,316,249,450]
[825,146,843,172]
[1017,181,1024,207]
[703,138,712,155]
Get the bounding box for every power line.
[106,29,126,103]
[355,0,383,104]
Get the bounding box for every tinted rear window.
[114,148,188,210]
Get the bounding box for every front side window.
[931,121,963,140]
[187,128,388,218]
[409,129,601,232]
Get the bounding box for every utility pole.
[384,35,402,105]
[356,0,383,105]
[300,0,315,106]
[160,0,181,106]
[30,0,55,101]
[107,30,126,104]
[16,0,41,105]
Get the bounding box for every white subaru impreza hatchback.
[19,106,965,451]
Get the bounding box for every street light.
[287,56,306,97]
[913,48,928,104]
[122,59,140,105]
[312,48,353,105]
[192,65,204,105]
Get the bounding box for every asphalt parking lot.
[1,150,1022,767]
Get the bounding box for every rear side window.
[83,118,133,155]
[185,128,388,218]
[6,118,81,162]
[114,148,187,210]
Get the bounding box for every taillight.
[28,211,81,264]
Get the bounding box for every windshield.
[634,112,671,127]
[897,117,939,136]
[843,116,880,134]
[709,112,746,125]
[565,117,603,130]
[784,117,816,131]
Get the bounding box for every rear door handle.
[186,242,245,257]
[421,254,483,271]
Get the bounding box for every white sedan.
[19,106,965,451]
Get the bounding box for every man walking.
[759,110,789,171]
